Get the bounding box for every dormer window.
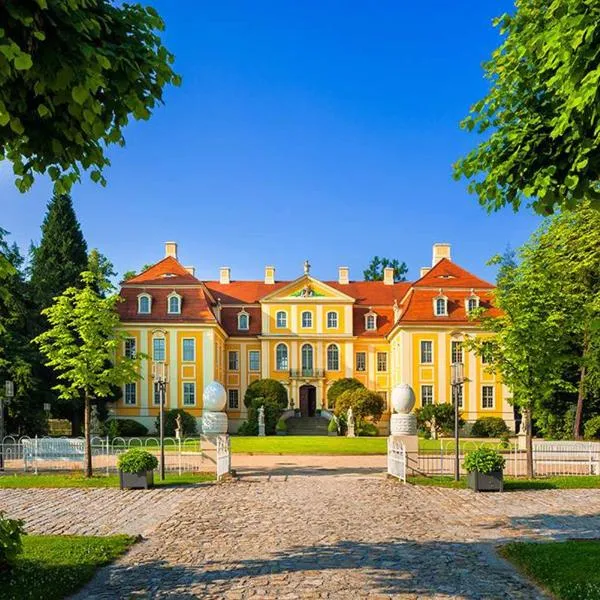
[365,308,377,331]
[465,290,480,314]
[433,289,448,317]
[167,292,182,314]
[238,308,249,331]
[138,293,152,314]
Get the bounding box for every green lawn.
[407,475,600,490]
[500,540,600,600]
[0,472,215,489]
[0,534,135,600]
[230,435,388,454]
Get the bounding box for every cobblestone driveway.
[2,475,600,599]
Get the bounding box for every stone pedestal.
[347,424,355,438]
[258,423,265,437]
[389,433,419,475]
[390,413,417,436]
[202,411,228,434]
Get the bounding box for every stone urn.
[202,381,228,434]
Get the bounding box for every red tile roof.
[353,306,396,337]
[219,307,262,336]
[124,257,199,286]
[326,281,412,306]
[414,259,494,289]
[204,281,288,304]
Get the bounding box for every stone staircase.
[285,416,330,436]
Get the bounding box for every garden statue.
[258,405,266,437]
[90,405,102,435]
[175,413,183,439]
[347,407,355,438]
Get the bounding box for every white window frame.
[327,344,340,371]
[420,340,433,364]
[275,343,289,371]
[137,293,152,314]
[376,352,388,372]
[167,292,182,315]
[182,338,195,362]
[434,296,448,317]
[228,350,239,371]
[301,343,314,372]
[237,310,249,331]
[355,352,366,372]
[124,337,136,359]
[481,385,495,409]
[421,384,434,406]
[124,383,136,405]
[276,310,287,328]
[248,350,260,372]
[451,340,463,365]
[301,311,313,328]
[182,382,196,406]
[153,382,163,406]
[153,336,166,362]
[365,312,377,331]
[228,389,239,409]
[466,295,479,314]
[326,311,338,329]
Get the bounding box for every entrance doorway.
[299,384,317,417]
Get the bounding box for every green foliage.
[0,511,26,568]
[327,378,364,409]
[334,388,385,426]
[0,1,180,194]
[327,417,338,433]
[415,403,463,437]
[463,447,506,474]
[357,422,379,437]
[471,417,510,438]
[117,448,158,474]
[244,378,288,410]
[363,256,408,282]
[157,409,196,437]
[275,417,287,432]
[241,397,283,436]
[584,416,600,440]
[454,0,600,215]
[104,418,148,438]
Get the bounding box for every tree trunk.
[84,391,92,478]
[574,330,590,440]
[525,407,534,479]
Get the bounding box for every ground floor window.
[421,385,433,406]
[248,350,260,372]
[355,352,366,372]
[481,385,494,409]
[376,352,388,372]
[124,383,136,405]
[153,384,165,406]
[183,382,196,406]
[228,389,239,409]
[454,385,463,409]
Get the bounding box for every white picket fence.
[387,437,406,482]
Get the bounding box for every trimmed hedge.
[244,379,288,410]
[471,417,510,438]
[104,418,148,438]
[238,397,283,435]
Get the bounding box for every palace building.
[115,242,514,433]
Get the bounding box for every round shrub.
[103,418,148,438]
[156,409,197,437]
[117,448,158,474]
[334,388,385,425]
[471,417,510,438]
[463,447,505,474]
[357,422,379,437]
[0,512,25,569]
[276,417,288,432]
[327,417,338,433]
[584,416,600,440]
[244,379,288,410]
[327,378,364,409]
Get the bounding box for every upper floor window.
[327,344,339,371]
[365,311,377,331]
[451,340,463,364]
[356,352,366,372]
[466,290,480,314]
[238,309,249,331]
[276,343,288,371]
[153,337,166,362]
[228,351,239,371]
[301,344,313,372]
[301,311,312,328]
[377,352,388,372]
[138,294,151,314]
[276,310,287,328]
[182,338,195,362]
[327,311,338,329]
[249,350,260,372]
[124,338,136,359]
[167,293,181,314]
[420,340,433,364]
[481,385,494,408]
[434,294,448,317]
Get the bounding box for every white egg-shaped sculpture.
[391,384,416,414]
[203,381,227,412]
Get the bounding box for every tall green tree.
[0,0,181,194]
[35,263,142,477]
[363,257,408,282]
[454,0,600,215]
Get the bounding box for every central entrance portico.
[299,384,317,417]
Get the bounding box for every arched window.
[167,293,181,314]
[301,311,312,328]
[301,344,313,373]
[327,311,338,328]
[238,312,249,330]
[138,294,151,314]
[276,343,288,370]
[276,311,287,328]
[327,344,339,371]
[366,314,376,331]
[435,297,448,316]
[466,291,480,313]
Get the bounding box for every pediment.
[261,275,355,303]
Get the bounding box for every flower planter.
[467,469,503,492]
[119,469,154,490]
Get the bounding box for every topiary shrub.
[334,388,385,427]
[463,447,505,474]
[104,418,148,438]
[327,417,338,433]
[0,512,26,569]
[156,409,197,437]
[584,416,600,440]
[471,417,510,438]
[275,417,288,433]
[327,378,364,409]
[117,449,158,474]
[244,379,288,410]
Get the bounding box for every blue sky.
[0,1,540,284]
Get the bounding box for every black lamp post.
[451,362,465,481]
[152,361,168,481]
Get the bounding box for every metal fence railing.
[387,437,406,482]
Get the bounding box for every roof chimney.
[184,266,195,277]
[219,267,230,285]
[432,243,451,266]
[264,266,275,285]
[165,241,178,259]
[338,266,349,285]
[420,267,431,278]
[383,267,395,286]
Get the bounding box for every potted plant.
[275,417,288,436]
[463,447,505,492]
[327,417,338,437]
[117,448,158,490]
